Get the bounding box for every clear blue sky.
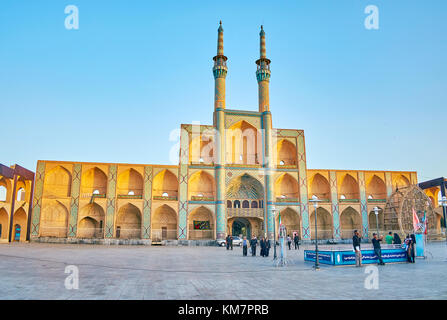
[0,0,445,181]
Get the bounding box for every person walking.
[265,238,271,257]
[352,230,362,267]
[372,233,385,265]
[294,233,300,250]
[242,236,248,256]
[250,236,257,256]
[229,235,233,250]
[260,237,266,257]
[287,235,292,250]
[410,234,416,263]
[385,232,393,245]
[226,234,230,250]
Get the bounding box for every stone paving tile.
[1,242,447,299]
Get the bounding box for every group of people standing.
[353,230,418,267]
[286,234,301,250]
[242,236,271,257]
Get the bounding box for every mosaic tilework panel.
[224,113,261,129]
[273,128,302,138]
[68,163,81,237]
[329,171,341,239]
[296,132,310,239]
[142,166,153,239]
[225,169,263,186]
[385,172,393,197]
[105,165,117,238]
[178,126,189,239]
[31,161,46,236]
[358,172,369,238]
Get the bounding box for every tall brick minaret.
[213,21,228,240]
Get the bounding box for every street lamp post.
[272,206,278,260]
[373,206,380,237]
[309,195,322,270]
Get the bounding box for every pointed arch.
[340,207,362,239]
[40,201,69,237]
[395,175,410,189]
[226,173,264,200]
[275,173,299,200]
[152,170,178,198]
[366,175,387,200]
[276,139,297,166]
[189,135,215,164]
[227,120,261,165]
[81,167,107,195]
[116,203,141,239]
[309,207,333,239]
[12,207,27,242]
[152,204,177,241]
[0,208,8,239]
[310,173,331,201]
[188,206,214,240]
[188,170,215,199]
[78,202,105,238]
[339,174,359,200]
[117,168,143,196]
[43,166,72,198]
[275,207,300,238]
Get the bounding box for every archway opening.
[153,170,178,199]
[366,175,387,200]
[275,208,300,239]
[43,166,72,198]
[0,208,8,239]
[339,174,360,200]
[310,173,331,201]
[152,204,177,241]
[78,203,105,238]
[81,167,107,196]
[340,207,362,239]
[40,201,69,237]
[231,217,251,238]
[117,169,143,197]
[188,206,214,240]
[116,203,141,239]
[12,208,27,242]
[309,208,333,240]
[276,139,297,166]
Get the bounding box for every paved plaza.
[0,241,446,300]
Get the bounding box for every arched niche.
[366,175,387,200]
[12,207,27,242]
[152,170,178,198]
[152,204,177,241]
[189,135,214,164]
[40,201,68,237]
[275,207,300,238]
[339,207,362,239]
[116,203,141,239]
[276,139,297,166]
[78,203,105,238]
[117,169,143,196]
[310,173,331,201]
[0,208,8,239]
[188,171,215,200]
[275,173,299,200]
[188,206,214,240]
[339,174,360,200]
[309,208,333,240]
[227,121,261,165]
[43,166,72,198]
[81,167,107,195]
[394,175,410,189]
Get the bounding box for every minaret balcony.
[256,69,271,82]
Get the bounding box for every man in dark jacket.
[372,233,385,265]
[352,230,362,267]
[250,236,258,256]
[225,235,230,250]
[229,236,233,250]
[265,238,271,257]
[294,234,300,250]
[260,237,265,257]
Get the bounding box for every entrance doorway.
[14,224,21,241]
[232,218,251,238]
